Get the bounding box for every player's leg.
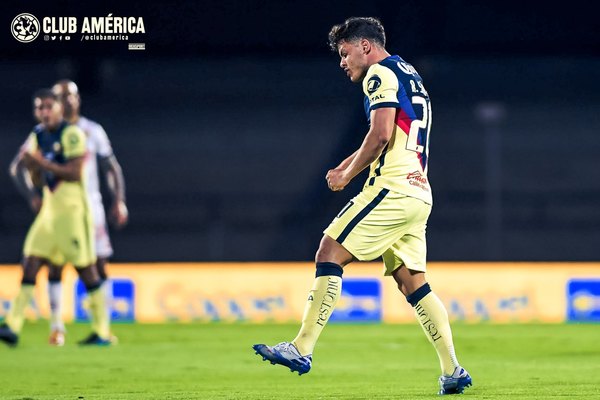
[291,235,350,354]
[57,208,111,345]
[93,202,113,286]
[253,187,395,374]
[47,263,66,345]
[253,236,350,374]
[94,205,115,326]
[96,257,109,282]
[0,256,45,346]
[392,266,460,372]
[385,197,471,394]
[96,257,113,315]
[75,264,111,345]
[1,213,54,346]
[95,256,118,343]
[392,266,471,394]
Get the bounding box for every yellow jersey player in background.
[0,89,111,346]
[254,17,471,395]
[9,80,128,346]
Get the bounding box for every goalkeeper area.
[2,322,598,399]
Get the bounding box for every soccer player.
[9,80,128,346]
[48,80,128,345]
[0,89,111,346]
[253,17,472,395]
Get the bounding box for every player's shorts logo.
[367,75,381,94]
[11,13,40,43]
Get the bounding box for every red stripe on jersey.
[395,108,412,134]
[396,106,426,171]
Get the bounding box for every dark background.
[1,0,599,262]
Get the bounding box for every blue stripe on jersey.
[34,121,69,191]
[368,143,389,186]
[336,188,390,244]
[363,96,371,122]
[370,102,401,110]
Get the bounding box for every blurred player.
[0,89,111,347]
[9,80,128,345]
[253,17,472,395]
[49,80,128,344]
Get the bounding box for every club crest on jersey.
[53,142,61,152]
[367,75,381,94]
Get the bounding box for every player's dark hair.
[328,17,386,51]
[32,88,58,102]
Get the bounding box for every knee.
[315,244,329,263]
[76,265,101,289]
[21,258,40,284]
[96,258,108,281]
[48,266,63,282]
[396,282,408,297]
[315,235,351,265]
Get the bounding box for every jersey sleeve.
[62,125,87,159]
[92,123,114,158]
[362,64,399,111]
[23,133,37,154]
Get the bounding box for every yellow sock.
[6,284,35,333]
[88,288,110,339]
[409,285,460,376]
[292,263,343,356]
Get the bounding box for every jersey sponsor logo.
[370,94,385,101]
[316,277,340,326]
[415,303,442,341]
[407,170,430,192]
[366,75,381,94]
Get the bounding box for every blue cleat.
[253,342,312,375]
[0,323,18,347]
[438,366,472,395]
[78,332,112,346]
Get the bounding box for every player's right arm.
[333,150,359,171]
[23,125,86,182]
[9,134,42,213]
[326,107,395,191]
[24,153,85,182]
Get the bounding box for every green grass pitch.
[1,322,599,399]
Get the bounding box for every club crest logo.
[11,13,40,43]
[367,75,381,94]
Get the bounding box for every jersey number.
[406,96,431,155]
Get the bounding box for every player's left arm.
[94,123,128,228]
[99,154,128,228]
[326,108,395,191]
